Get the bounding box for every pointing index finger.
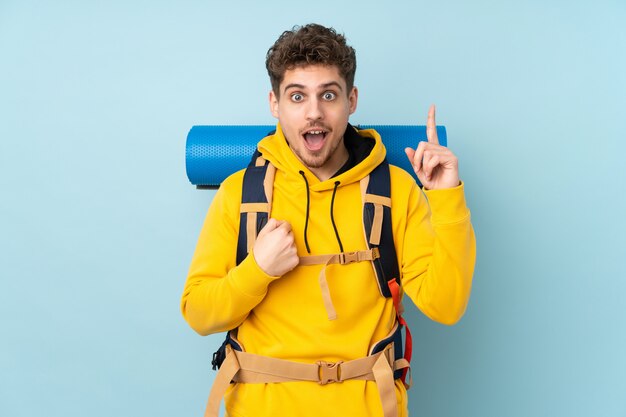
[426,104,439,145]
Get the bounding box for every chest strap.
[204,343,409,417]
[298,248,380,320]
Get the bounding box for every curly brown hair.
[265,24,357,97]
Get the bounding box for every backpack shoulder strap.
[236,149,275,265]
[361,159,413,388]
[360,158,400,298]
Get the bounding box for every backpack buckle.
[338,249,379,264]
[211,340,228,370]
[339,252,359,264]
[316,361,343,385]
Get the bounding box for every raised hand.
[404,105,460,190]
[253,218,299,277]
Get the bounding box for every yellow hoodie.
[181,124,476,417]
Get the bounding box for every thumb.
[257,218,279,238]
[404,147,415,162]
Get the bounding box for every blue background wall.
[1,1,625,416]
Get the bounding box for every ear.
[348,86,358,115]
[269,90,279,118]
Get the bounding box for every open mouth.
[302,129,328,151]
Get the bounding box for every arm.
[180,175,274,335]
[401,105,476,324]
[401,181,476,325]
[181,173,299,336]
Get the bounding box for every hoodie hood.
[257,122,387,191]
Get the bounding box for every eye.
[291,93,304,102]
[322,91,336,101]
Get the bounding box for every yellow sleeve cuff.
[230,252,281,298]
[422,181,470,226]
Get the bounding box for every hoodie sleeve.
[180,172,280,336]
[400,181,476,325]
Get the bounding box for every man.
[181,23,475,417]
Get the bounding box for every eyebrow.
[282,81,344,95]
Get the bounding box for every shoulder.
[388,164,419,194]
[210,168,246,215]
[387,163,425,209]
[219,168,247,194]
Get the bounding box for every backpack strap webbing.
[299,248,380,321]
[205,340,409,417]
[360,159,401,298]
[236,150,275,265]
[361,160,413,388]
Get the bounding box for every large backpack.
[212,146,413,385]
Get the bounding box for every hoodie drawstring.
[299,171,311,254]
[298,174,379,321]
[299,173,345,255]
[330,181,344,253]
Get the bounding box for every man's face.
[269,65,358,178]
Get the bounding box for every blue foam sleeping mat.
[185,125,447,189]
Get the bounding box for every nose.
[305,97,323,121]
